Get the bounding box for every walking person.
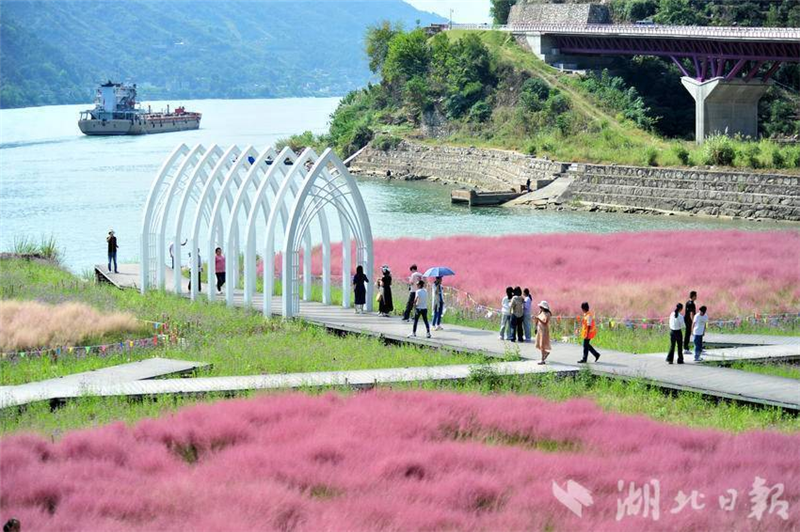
[402,264,423,321]
[535,301,552,364]
[666,303,685,364]
[352,265,369,314]
[692,305,709,362]
[169,238,188,269]
[379,265,394,317]
[431,276,445,330]
[408,279,431,338]
[683,291,697,355]
[106,230,119,273]
[214,247,226,294]
[577,302,601,363]
[499,286,513,340]
[187,249,202,292]
[510,286,525,343]
[523,288,533,342]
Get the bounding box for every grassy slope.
[421,31,799,172]
[2,258,799,436]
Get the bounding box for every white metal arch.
[171,144,226,294]
[140,143,191,290]
[241,147,297,306]
[140,144,373,320]
[282,148,374,318]
[203,145,260,301]
[187,145,244,299]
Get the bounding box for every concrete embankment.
[349,140,800,221]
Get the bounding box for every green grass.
[0,258,483,387]
[729,361,800,380]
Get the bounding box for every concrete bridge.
[450,23,800,143]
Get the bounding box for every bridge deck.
[86,264,800,410]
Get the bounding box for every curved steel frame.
[140,144,373,318]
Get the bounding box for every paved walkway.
[0,358,209,408]
[89,265,800,410]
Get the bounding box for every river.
[0,97,771,273]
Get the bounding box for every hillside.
[0,0,444,109]
[286,28,799,171]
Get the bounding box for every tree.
[402,76,430,123]
[365,21,403,74]
[653,0,705,25]
[383,29,430,86]
[490,0,515,25]
[625,0,657,22]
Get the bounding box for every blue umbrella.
[423,266,455,278]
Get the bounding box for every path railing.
[448,23,800,41]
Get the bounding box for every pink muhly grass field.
[259,230,799,318]
[2,391,798,532]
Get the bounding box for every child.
[692,305,709,362]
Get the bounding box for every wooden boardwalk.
[87,265,800,410]
[2,361,577,407]
[0,358,209,408]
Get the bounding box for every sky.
[405,0,492,23]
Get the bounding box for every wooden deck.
[1,361,577,407]
[85,264,800,410]
[0,358,210,408]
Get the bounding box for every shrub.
[468,100,492,123]
[672,144,690,166]
[702,135,736,166]
[643,146,658,167]
[523,140,537,156]
[519,78,550,113]
[545,93,570,116]
[741,144,761,169]
[373,134,402,151]
[772,148,786,169]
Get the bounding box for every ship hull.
[78,116,200,136]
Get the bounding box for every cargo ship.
[78,81,201,136]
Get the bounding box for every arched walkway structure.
[140,144,374,318]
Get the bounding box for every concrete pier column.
[680,77,770,144]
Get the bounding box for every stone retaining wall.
[349,140,566,191]
[508,2,610,25]
[349,140,800,221]
[562,163,800,220]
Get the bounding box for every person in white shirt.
[499,286,513,340]
[666,303,685,364]
[408,279,431,338]
[692,306,709,362]
[402,264,423,322]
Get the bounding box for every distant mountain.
[0,0,444,109]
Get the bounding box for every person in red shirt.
[578,301,601,363]
[214,247,226,294]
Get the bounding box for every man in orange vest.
[578,301,601,363]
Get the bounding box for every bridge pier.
[680,77,770,144]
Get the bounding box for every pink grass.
[260,230,800,318]
[0,301,141,351]
[1,392,798,531]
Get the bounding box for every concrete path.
[0,357,209,408]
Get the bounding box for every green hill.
[287,28,799,171]
[0,0,444,109]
